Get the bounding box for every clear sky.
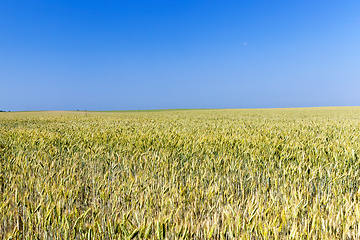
[1,1,360,111]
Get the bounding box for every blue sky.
[1,0,360,111]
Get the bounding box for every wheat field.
[1,107,360,239]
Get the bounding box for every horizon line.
[2,105,360,113]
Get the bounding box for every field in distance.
[1,107,360,239]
